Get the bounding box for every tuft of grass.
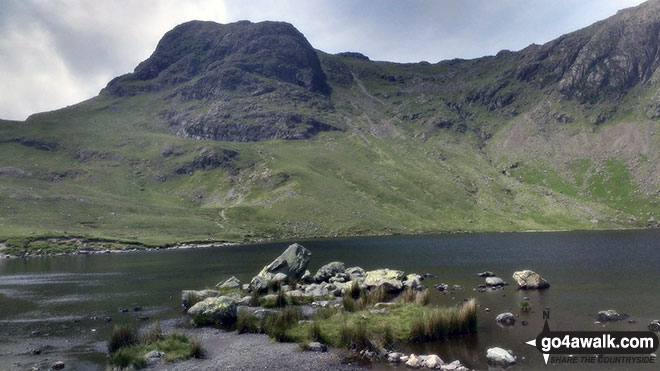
[108,330,204,369]
[190,338,204,359]
[308,320,329,344]
[108,325,139,353]
[249,291,261,307]
[520,300,531,313]
[141,323,163,344]
[409,298,477,341]
[263,306,301,342]
[236,310,260,334]
[339,320,374,351]
[186,292,204,309]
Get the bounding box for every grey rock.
[403,273,422,289]
[477,271,495,277]
[405,353,421,368]
[301,270,314,283]
[422,354,444,368]
[187,296,238,325]
[305,341,327,352]
[250,276,269,292]
[648,320,660,332]
[182,289,221,308]
[512,270,550,289]
[216,276,240,289]
[257,243,311,282]
[496,312,516,326]
[485,277,507,286]
[144,350,165,366]
[386,352,403,363]
[51,361,65,370]
[596,309,628,322]
[363,269,405,292]
[314,262,345,282]
[486,347,516,368]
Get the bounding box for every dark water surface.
[1,230,659,370]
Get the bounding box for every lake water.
[1,230,659,370]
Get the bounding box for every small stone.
[104,317,112,322]
[648,320,660,332]
[137,316,149,321]
[477,271,495,277]
[119,308,129,313]
[305,342,327,352]
[51,361,65,370]
[485,277,506,286]
[30,330,41,336]
[144,350,165,365]
[422,354,444,368]
[31,348,41,355]
[522,320,529,326]
[133,306,142,312]
[487,347,516,367]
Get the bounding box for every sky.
[0,0,646,121]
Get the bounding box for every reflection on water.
[1,230,659,370]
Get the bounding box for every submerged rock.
[512,270,550,289]
[486,347,516,368]
[485,277,507,287]
[596,309,628,322]
[496,312,516,326]
[187,296,238,325]
[477,271,495,277]
[649,320,660,332]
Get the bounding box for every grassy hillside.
[3,10,660,248]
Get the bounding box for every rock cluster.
[386,351,469,370]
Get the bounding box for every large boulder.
[216,276,240,289]
[181,289,221,308]
[486,347,516,368]
[364,269,405,292]
[257,243,311,282]
[187,296,238,325]
[314,262,345,282]
[512,270,550,289]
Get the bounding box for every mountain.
[2,1,660,249]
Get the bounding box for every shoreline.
[1,225,655,260]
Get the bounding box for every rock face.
[596,309,628,322]
[314,261,345,282]
[363,269,405,292]
[496,312,516,326]
[187,296,238,324]
[252,243,311,289]
[512,270,550,289]
[102,20,339,142]
[487,347,516,368]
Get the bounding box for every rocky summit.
[3,2,660,246]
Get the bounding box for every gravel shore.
[153,326,366,371]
